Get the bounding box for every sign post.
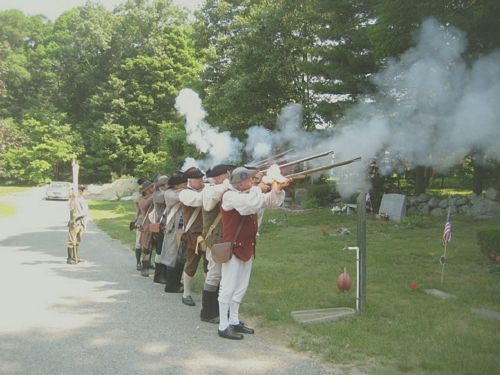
[357,191,367,311]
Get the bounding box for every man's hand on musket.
[271,178,292,192]
[257,182,271,193]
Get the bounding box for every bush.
[306,179,339,206]
[301,196,319,209]
[477,230,500,257]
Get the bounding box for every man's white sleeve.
[222,186,264,215]
[202,180,229,211]
[179,189,203,207]
[262,189,285,208]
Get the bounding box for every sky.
[0,0,204,19]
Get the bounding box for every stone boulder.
[485,187,500,202]
[427,197,439,208]
[86,177,139,201]
[438,199,449,209]
[418,203,430,215]
[416,194,430,203]
[430,207,445,217]
[469,198,500,218]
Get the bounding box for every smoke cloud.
[176,19,500,196]
[314,18,500,195]
[175,88,242,170]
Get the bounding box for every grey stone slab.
[291,308,356,324]
[425,289,457,299]
[471,308,500,320]
[378,193,407,221]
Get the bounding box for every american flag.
[442,219,452,246]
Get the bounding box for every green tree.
[194,0,377,135]
[0,117,81,184]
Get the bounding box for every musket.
[277,149,335,170]
[251,148,294,168]
[285,157,362,179]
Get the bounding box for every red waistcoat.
[221,207,258,262]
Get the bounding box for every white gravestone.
[379,193,407,221]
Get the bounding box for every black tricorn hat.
[182,166,204,179]
[206,164,236,178]
[140,180,154,193]
[168,173,187,187]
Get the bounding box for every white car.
[45,181,71,201]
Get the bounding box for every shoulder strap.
[141,203,154,226]
[205,212,222,240]
[231,215,245,244]
[184,206,201,232]
[164,202,181,227]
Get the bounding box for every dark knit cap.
[168,173,187,187]
[182,167,204,179]
[206,164,236,178]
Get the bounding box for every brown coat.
[138,194,154,250]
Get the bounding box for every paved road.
[0,189,340,375]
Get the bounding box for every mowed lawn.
[89,200,500,374]
[0,186,31,217]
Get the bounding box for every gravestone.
[379,193,407,221]
[294,188,309,207]
[291,307,356,324]
[425,289,457,299]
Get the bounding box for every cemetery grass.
[89,201,500,374]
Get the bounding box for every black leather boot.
[141,260,150,277]
[153,263,168,284]
[67,247,76,264]
[135,248,142,270]
[159,263,168,284]
[200,289,220,323]
[164,266,183,293]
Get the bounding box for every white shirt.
[179,184,203,207]
[202,179,230,211]
[221,185,285,216]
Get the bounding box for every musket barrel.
[251,148,294,168]
[278,150,334,170]
[285,157,361,179]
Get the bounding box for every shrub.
[302,196,320,209]
[477,230,500,257]
[307,180,339,206]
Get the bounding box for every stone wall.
[406,188,500,219]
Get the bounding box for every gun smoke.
[176,18,500,196]
[175,88,242,170]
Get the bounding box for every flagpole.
[440,207,451,284]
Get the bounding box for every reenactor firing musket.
[285,157,362,179]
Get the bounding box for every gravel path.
[0,188,341,375]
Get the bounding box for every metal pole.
[357,191,367,311]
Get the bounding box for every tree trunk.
[472,164,484,195]
[415,166,426,195]
[472,152,485,195]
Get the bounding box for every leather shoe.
[218,326,243,340]
[182,296,196,306]
[201,316,220,324]
[230,323,254,334]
